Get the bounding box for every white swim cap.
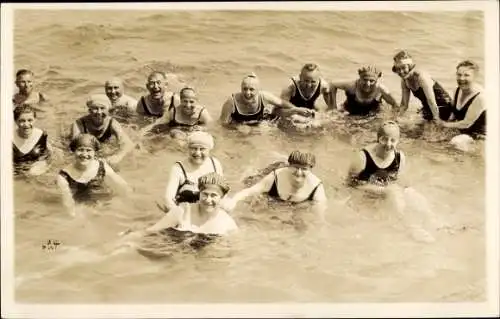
[87,94,111,109]
[187,131,214,149]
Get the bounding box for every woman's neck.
[374,144,392,159]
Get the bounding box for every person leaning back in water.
[13,69,49,109]
[104,77,138,123]
[219,73,314,127]
[329,65,399,117]
[280,63,331,111]
[70,94,135,166]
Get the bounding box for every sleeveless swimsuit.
[13,130,50,174]
[76,117,115,143]
[289,78,322,110]
[58,160,109,203]
[230,94,270,125]
[267,169,322,203]
[343,90,382,116]
[356,149,401,185]
[410,80,452,121]
[451,88,486,139]
[175,157,218,204]
[168,106,205,131]
[139,94,175,118]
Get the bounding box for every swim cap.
[180,86,197,97]
[198,172,230,195]
[86,94,111,109]
[377,120,400,140]
[288,150,316,168]
[69,133,101,152]
[456,60,479,72]
[187,131,214,149]
[358,65,382,78]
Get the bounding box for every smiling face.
[188,144,210,165]
[104,79,123,102]
[359,73,378,93]
[198,185,224,213]
[15,111,36,137]
[15,73,34,95]
[240,77,259,102]
[299,69,320,95]
[88,103,109,126]
[180,89,197,117]
[378,126,400,153]
[456,66,476,91]
[393,63,412,79]
[289,164,310,189]
[146,73,166,100]
[74,146,96,166]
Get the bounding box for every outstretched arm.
[262,91,313,117]
[103,161,133,196]
[311,183,327,222]
[107,120,135,165]
[227,172,275,206]
[418,72,441,121]
[219,98,235,126]
[56,174,76,217]
[399,79,411,116]
[329,81,353,111]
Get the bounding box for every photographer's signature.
[41,239,61,251]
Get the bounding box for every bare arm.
[164,164,183,211]
[70,120,82,141]
[320,78,331,109]
[198,107,213,125]
[379,83,400,111]
[103,161,133,196]
[261,91,313,117]
[442,94,485,129]
[108,120,135,164]
[346,150,386,194]
[399,79,411,115]
[418,72,441,120]
[219,97,235,126]
[146,205,184,232]
[230,172,276,204]
[56,174,76,217]
[329,81,354,111]
[279,83,294,103]
[311,183,327,221]
[138,108,171,137]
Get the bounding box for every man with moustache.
[219,73,313,127]
[70,94,135,166]
[104,77,138,123]
[136,71,180,123]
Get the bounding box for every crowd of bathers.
[11,49,486,241]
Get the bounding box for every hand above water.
[220,197,238,212]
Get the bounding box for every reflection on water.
[12,10,486,303]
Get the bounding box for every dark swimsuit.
[410,80,453,121]
[230,94,271,125]
[76,117,115,143]
[174,157,218,204]
[289,78,322,110]
[139,95,175,118]
[13,130,50,174]
[451,88,486,139]
[58,160,109,203]
[355,149,401,185]
[267,169,322,203]
[343,90,382,116]
[168,106,205,131]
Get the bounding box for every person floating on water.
[56,134,133,217]
[140,86,213,140]
[160,131,223,213]
[70,94,135,166]
[346,120,438,243]
[392,50,452,123]
[136,71,180,125]
[13,105,53,176]
[104,77,138,124]
[223,150,327,222]
[12,69,49,109]
[219,73,313,128]
[329,65,399,117]
[438,60,486,151]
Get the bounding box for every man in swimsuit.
[136,71,180,125]
[219,73,313,127]
[392,50,452,124]
[438,60,486,144]
[223,150,327,222]
[280,63,331,111]
[329,65,399,117]
[104,77,138,123]
[13,69,49,109]
[70,94,135,166]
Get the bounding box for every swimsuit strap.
[176,161,189,182]
[210,157,217,173]
[307,182,322,201]
[197,107,205,121]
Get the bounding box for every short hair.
[69,134,101,152]
[180,86,196,98]
[456,60,479,72]
[301,63,320,74]
[393,50,413,62]
[147,71,167,81]
[288,150,316,168]
[198,172,230,195]
[16,69,34,78]
[13,104,36,121]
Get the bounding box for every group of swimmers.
[12,50,486,244]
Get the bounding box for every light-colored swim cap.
[377,120,400,140]
[288,150,316,168]
[358,65,382,78]
[86,94,111,109]
[198,172,230,195]
[187,131,214,149]
[69,133,101,152]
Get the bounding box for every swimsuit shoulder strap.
[307,181,322,201]
[197,107,205,121]
[210,157,217,173]
[176,161,189,180]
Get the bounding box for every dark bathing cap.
[198,172,230,195]
[288,150,316,168]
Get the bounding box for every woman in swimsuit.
[329,65,399,117]
[224,150,327,221]
[140,87,213,140]
[56,134,132,217]
[13,105,52,176]
[439,60,486,148]
[392,50,453,123]
[70,94,135,166]
[161,131,223,213]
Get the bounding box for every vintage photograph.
[1,1,499,318]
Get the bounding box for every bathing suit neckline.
[289,77,321,110]
[140,94,174,118]
[356,149,401,183]
[78,117,115,143]
[267,168,321,203]
[169,105,205,128]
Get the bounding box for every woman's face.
[198,185,224,213]
[180,90,197,116]
[74,146,95,166]
[188,144,210,165]
[393,63,412,78]
[456,66,476,90]
[289,164,310,188]
[88,104,109,125]
[16,112,35,137]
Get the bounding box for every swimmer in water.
[224,150,327,221]
[219,73,313,127]
[140,86,213,139]
[392,50,452,123]
[136,71,180,124]
[160,131,223,213]
[70,94,135,166]
[104,77,138,124]
[12,69,49,108]
[347,121,437,242]
[56,134,132,217]
[329,65,399,117]
[280,63,331,111]
[438,60,486,144]
[13,105,53,176]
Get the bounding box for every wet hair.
[358,65,382,78]
[180,86,196,98]
[16,69,34,78]
[288,150,316,168]
[393,50,413,62]
[241,72,260,84]
[147,71,167,81]
[69,134,101,152]
[301,63,320,74]
[198,172,230,196]
[377,120,400,140]
[456,60,479,72]
[13,104,36,121]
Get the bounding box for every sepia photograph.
[1,1,499,318]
